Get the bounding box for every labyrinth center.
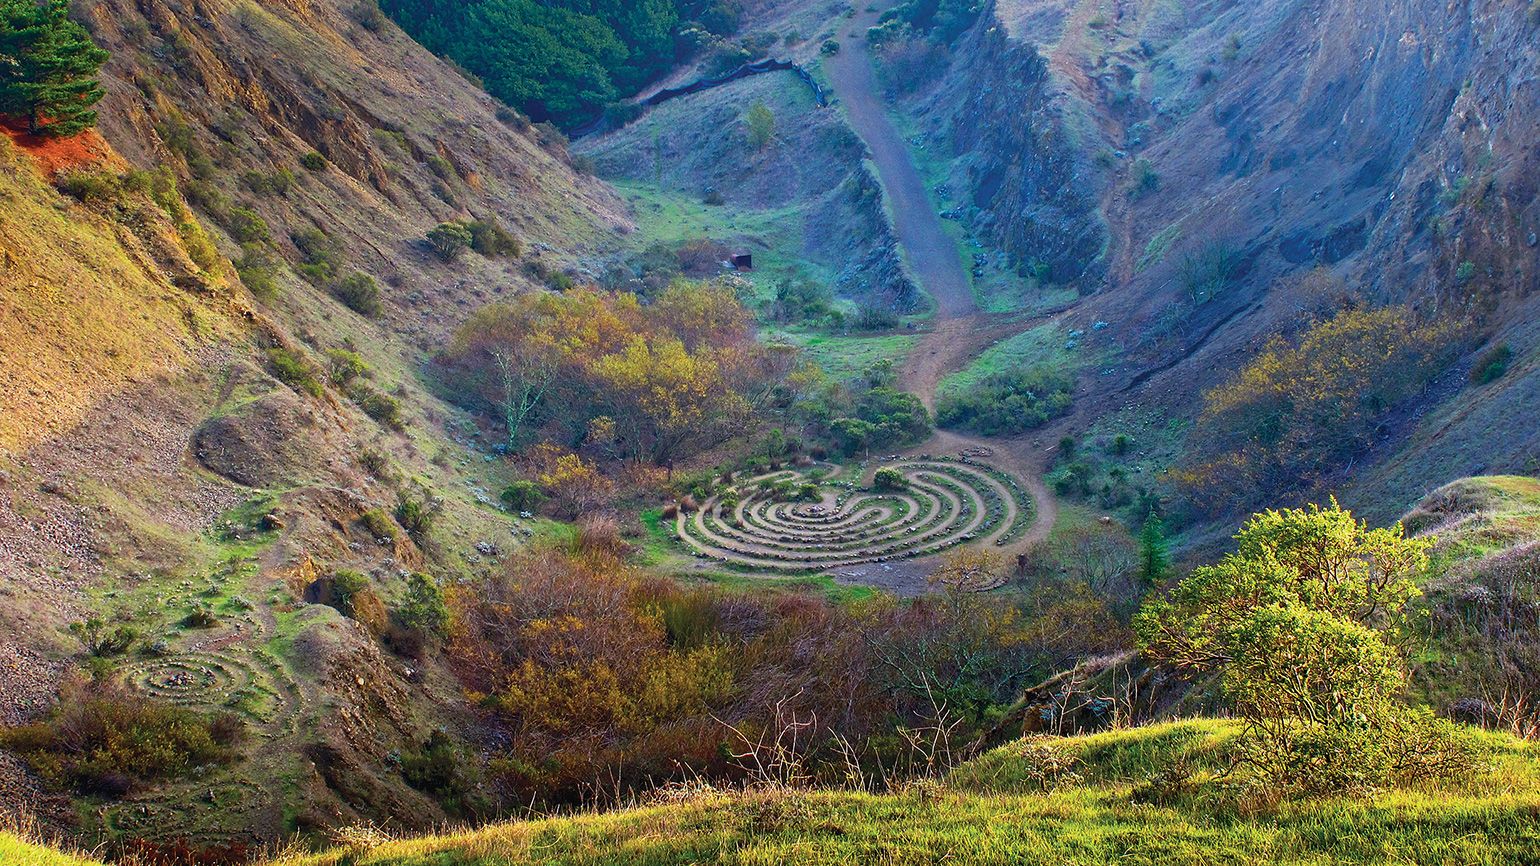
[676,456,1032,572]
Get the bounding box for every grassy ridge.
[7,720,1514,866]
[270,720,1540,865]
[9,720,1538,864]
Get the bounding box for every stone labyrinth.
[676,453,1033,575]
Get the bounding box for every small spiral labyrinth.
[676,458,1032,572]
[123,648,298,735]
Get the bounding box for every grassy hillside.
[11,719,1536,865]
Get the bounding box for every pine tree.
[1138,512,1170,585]
[0,0,110,137]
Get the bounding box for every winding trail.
[819,4,1059,592]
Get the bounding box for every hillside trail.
[821,4,1059,590]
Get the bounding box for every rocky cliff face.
[924,0,1540,518]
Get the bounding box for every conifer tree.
[1138,511,1169,584]
[0,0,110,137]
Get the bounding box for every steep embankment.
[1,0,622,846]
[907,0,1540,523]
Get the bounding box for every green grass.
[610,180,828,308]
[763,328,919,381]
[17,721,1540,865]
[252,719,1540,865]
[0,831,100,866]
[937,324,1072,399]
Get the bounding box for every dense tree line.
[379,0,744,126]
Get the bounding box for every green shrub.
[56,170,121,203]
[350,384,405,430]
[427,221,473,261]
[292,227,342,285]
[1130,158,1159,196]
[265,347,323,398]
[0,683,237,796]
[1471,343,1513,385]
[1136,501,1478,798]
[332,272,382,316]
[937,367,1073,436]
[400,729,484,817]
[240,169,295,197]
[500,480,544,512]
[68,618,136,657]
[1455,260,1477,285]
[467,218,522,257]
[1177,241,1239,304]
[182,604,218,628]
[397,573,450,639]
[426,154,457,182]
[236,244,283,298]
[395,492,436,540]
[224,206,271,244]
[299,151,327,171]
[873,467,907,491]
[324,348,369,385]
[820,38,840,55]
[361,507,398,540]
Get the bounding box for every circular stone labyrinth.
[122,644,300,738]
[676,457,1033,574]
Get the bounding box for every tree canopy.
[380,0,743,126]
[1136,501,1475,796]
[0,0,110,137]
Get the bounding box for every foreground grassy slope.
[6,722,1538,864]
[2,720,1501,866]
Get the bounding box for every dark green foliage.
[401,730,485,817]
[873,0,984,44]
[361,507,399,540]
[427,221,474,261]
[467,217,522,257]
[350,383,405,429]
[1177,241,1240,304]
[873,467,907,491]
[396,492,436,540]
[1138,513,1169,585]
[398,573,450,638]
[225,206,272,244]
[236,244,282,298]
[936,367,1073,436]
[68,618,136,657]
[240,168,296,197]
[292,227,342,285]
[182,605,218,628]
[378,0,743,126]
[854,305,900,331]
[0,682,237,796]
[265,347,324,398]
[1130,158,1159,196]
[500,480,545,512]
[1471,343,1513,385]
[332,272,382,316]
[0,0,110,136]
[831,386,930,457]
[820,38,839,55]
[299,151,327,171]
[771,278,832,323]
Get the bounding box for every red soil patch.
[1,117,123,177]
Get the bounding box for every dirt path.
[823,5,975,318]
[820,4,1059,592]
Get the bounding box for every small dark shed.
[731,253,753,271]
